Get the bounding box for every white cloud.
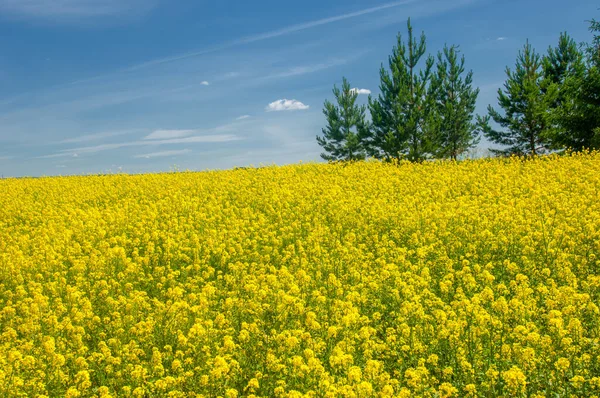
[0,0,158,18]
[350,88,371,95]
[159,135,240,144]
[123,0,416,71]
[496,37,506,41]
[269,59,348,79]
[200,81,210,86]
[233,0,417,47]
[36,153,70,159]
[236,115,251,120]
[266,99,309,112]
[60,129,142,144]
[144,129,196,140]
[134,149,191,159]
[38,134,241,158]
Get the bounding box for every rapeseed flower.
[0,153,599,396]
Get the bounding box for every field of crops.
[1,153,600,397]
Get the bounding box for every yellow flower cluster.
[1,152,600,397]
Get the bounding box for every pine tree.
[590,17,600,63]
[368,18,436,162]
[544,32,585,88]
[317,77,370,161]
[581,17,600,148]
[543,32,599,150]
[431,45,480,160]
[477,41,556,156]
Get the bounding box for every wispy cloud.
[236,115,251,120]
[351,88,371,95]
[496,37,506,41]
[144,129,196,140]
[267,59,349,79]
[124,0,416,72]
[158,135,240,144]
[134,149,191,159]
[38,134,240,158]
[356,0,480,31]
[0,0,158,19]
[234,0,417,45]
[266,99,309,112]
[60,129,142,144]
[200,81,210,86]
[38,152,81,159]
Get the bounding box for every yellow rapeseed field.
[1,153,600,398]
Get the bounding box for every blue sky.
[0,0,597,176]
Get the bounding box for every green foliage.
[543,32,584,87]
[368,18,436,162]
[478,41,556,156]
[543,32,600,150]
[317,77,370,161]
[319,14,600,161]
[582,18,600,147]
[431,45,481,160]
[589,17,600,65]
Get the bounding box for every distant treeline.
[317,16,600,161]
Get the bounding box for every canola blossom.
[1,153,600,397]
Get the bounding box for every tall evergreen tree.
[543,32,599,150]
[368,18,436,162]
[317,77,369,161]
[590,17,600,63]
[431,45,480,160]
[581,17,600,148]
[542,32,584,89]
[477,41,556,156]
